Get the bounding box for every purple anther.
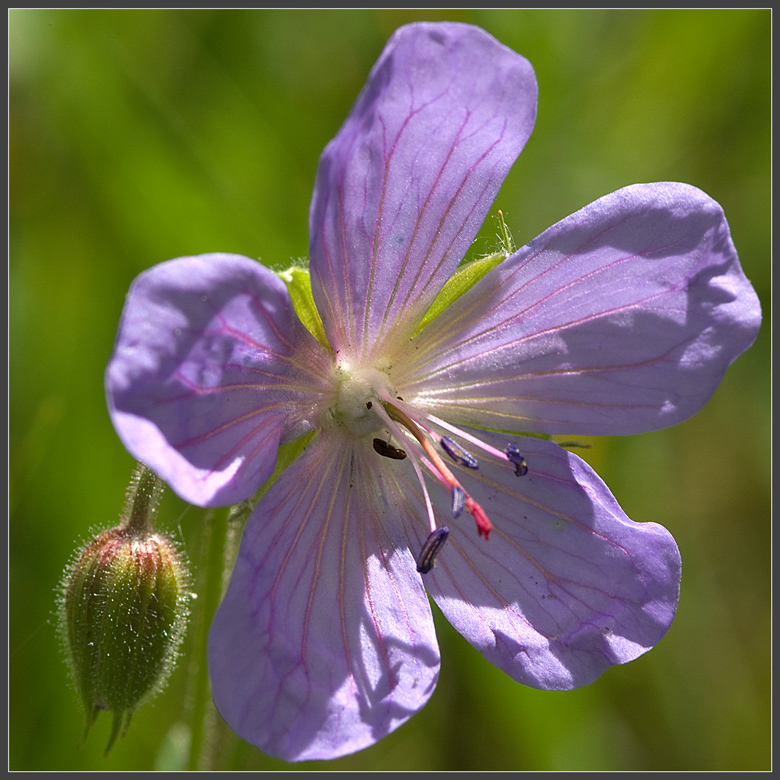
[416,527,450,574]
[451,486,465,518]
[441,436,479,469]
[505,443,528,476]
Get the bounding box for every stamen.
[505,444,528,477]
[369,403,438,534]
[379,399,493,541]
[372,438,407,460]
[451,486,465,518]
[416,409,509,461]
[416,527,449,574]
[440,436,479,469]
[409,452,438,535]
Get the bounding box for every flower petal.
[106,253,332,507]
[412,433,681,690]
[208,431,440,762]
[400,183,762,435]
[309,22,537,361]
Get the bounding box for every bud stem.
[122,463,164,534]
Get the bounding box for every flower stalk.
[184,509,228,771]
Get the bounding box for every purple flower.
[105,22,761,761]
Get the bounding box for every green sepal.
[104,710,133,757]
[413,209,516,336]
[277,266,329,349]
[412,252,505,337]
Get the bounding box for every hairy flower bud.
[59,464,190,754]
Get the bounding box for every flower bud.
[59,464,190,754]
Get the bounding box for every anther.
[416,527,450,574]
[505,444,528,476]
[383,403,492,541]
[372,438,407,460]
[451,486,465,518]
[440,436,479,469]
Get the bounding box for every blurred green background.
[9,8,770,771]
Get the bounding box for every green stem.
[122,462,164,534]
[186,509,228,771]
[180,438,309,769]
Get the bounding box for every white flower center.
[332,363,395,437]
